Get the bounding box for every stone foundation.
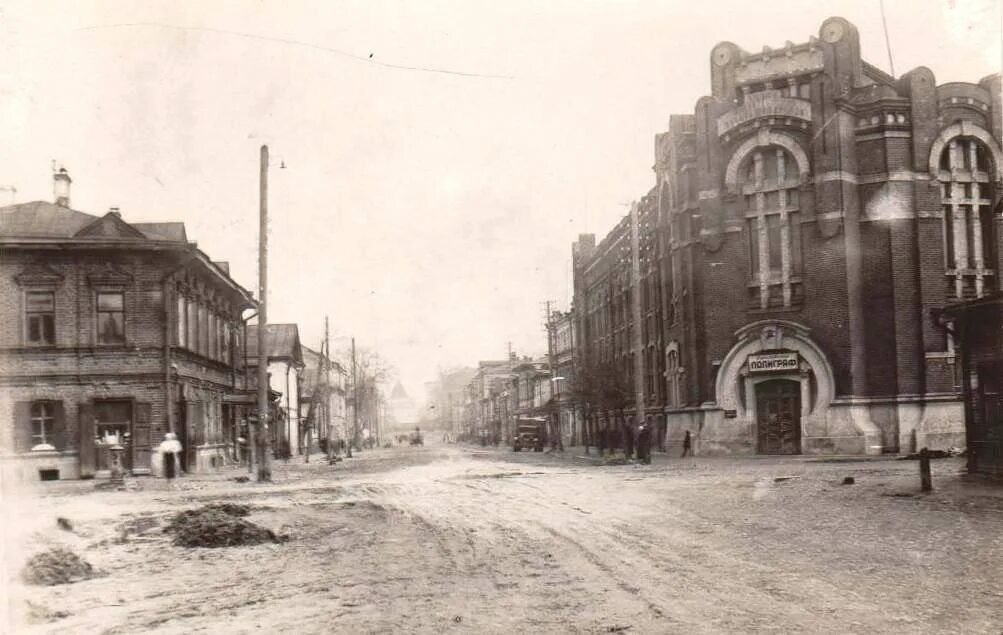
[672,397,965,456]
[0,451,81,483]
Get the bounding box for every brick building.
[572,17,1003,456]
[550,310,579,446]
[0,171,256,481]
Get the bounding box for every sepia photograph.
[1,1,1002,633]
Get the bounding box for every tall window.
[666,346,681,408]
[26,291,55,345]
[741,146,803,309]
[31,401,55,448]
[939,137,996,299]
[187,298,197,350]
[198,305,208,356]
[96,291,125,344]
[208,312,217,359]
[220,319,229,364]
[177,293,187,347]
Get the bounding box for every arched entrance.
[755,379,801,454]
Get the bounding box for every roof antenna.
[879,0,896,77]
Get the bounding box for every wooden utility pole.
[256,145,272,482]
[323,316,331,462]
[349,336,358,457]
[630,202,645,432]
[545,300,563,451]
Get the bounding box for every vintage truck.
[512,417,546,452]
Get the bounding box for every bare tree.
[336,344,396,449]
[569,357,630,455]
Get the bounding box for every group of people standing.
[594,417,692,464]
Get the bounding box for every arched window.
[666,344,681,409]
[739,146,804,309]
[938,137,997,299]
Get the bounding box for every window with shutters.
[26,290,56,345]
[938,137,997,299]
[30,401,55,449]
[739,146,804,309]
[96,291,125,344]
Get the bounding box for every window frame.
[25,289,56,346]
[95,289,127,345]
[938,136,996,299]
[739,145,803,309]
[30,401,55,449]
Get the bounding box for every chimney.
[53,168,71,207]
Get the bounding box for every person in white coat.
[158,432,183,480]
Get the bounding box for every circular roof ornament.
[821,19,846,43]
[712,44,734,67]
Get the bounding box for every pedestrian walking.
[637,422,652,464]
[623,420,635,460]
[681,430,692,458]
[158,432,183,482]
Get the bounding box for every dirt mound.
[21,548,99,586]
[166,504,285,548]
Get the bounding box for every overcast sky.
[1,0,999,402]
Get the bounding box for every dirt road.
[4,445,1002,634]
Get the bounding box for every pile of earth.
[165,503,286,548]
[21,548,100,586]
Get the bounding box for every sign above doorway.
[748,352,799,374]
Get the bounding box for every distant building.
[550,310,579,446]
[463,357,522,440]
[572,17,1003,456]
[246,324,305,456]
[387,381,419,437]
[299,345,348,453]
[0,170,255,481]
[426,367,476,435]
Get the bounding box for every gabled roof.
[1,200,254,306]
[390,381,409,400]
[74,212,149,239]
[134,222,188,242]
[0,201,186,243]
[246,324,304,366]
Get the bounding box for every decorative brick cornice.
[14,263,64,287]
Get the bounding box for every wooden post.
[256,145,272,482]
[919,447,933,492]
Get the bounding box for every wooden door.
[132,402,152,472]
[756,379,801,455]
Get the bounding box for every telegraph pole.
[349,336,358,457]
[323,316,331,462]
[545,300,563,451]
[256,145,272,482]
